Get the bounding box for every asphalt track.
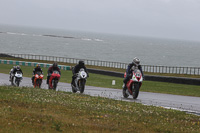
[0,73,200,115]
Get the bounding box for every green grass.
[0,63,200,97]
[0,86,200,132]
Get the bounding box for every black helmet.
[53,62,58,68]
[133,57,140,65]
[16,65,20,69]
[78,60,84,66]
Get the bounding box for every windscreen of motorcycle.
[80,71,87,78]
[135,69,141,78]
[15,71,22,78]
[53,71,59,74]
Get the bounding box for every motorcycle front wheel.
[79,80,85,93]
[36,79,42,88]
[132,83,140,99]
[122,88,129,98]
[52,79,57,90]
[16,79,20,87]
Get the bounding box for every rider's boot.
[47,76,49,84]
[122,83,127,89]
[9,75,12,81]
[32,77,34,85]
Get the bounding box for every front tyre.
[16,80,20,87]
[53,79,58,90]
[132,83,140,99]
[79,80,85,93]
[36,79,42,88]
[122,88,129,98]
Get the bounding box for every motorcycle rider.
[32,64,43,85]
[10,65,23,82]
[47,62,61,84]
[122,57,144,89]
[71,60,89,87]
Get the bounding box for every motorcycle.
[48,70,60,90]
[123,65,143,99]
[10,71,23,86]
[72,68,87,93]
[33,72,44,88]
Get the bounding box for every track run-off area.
[0,73,200,116]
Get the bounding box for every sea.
[0,24,200,67]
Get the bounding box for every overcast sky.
[0,0,200,41]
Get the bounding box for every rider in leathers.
[71,60,89,86]
[32,64,43,85]
[123,57,144,89]
[47,62,61,84]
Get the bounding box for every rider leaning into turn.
[47,62,61,84]
[31,64,43,85]
[9,65,23,81]
[123,57,144,89]
[71,60,89,86]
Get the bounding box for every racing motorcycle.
[10,71,23,86]
[48,70,60,90]
[123,65,143,99]
[33,72,44,88]
[72,68,87,93]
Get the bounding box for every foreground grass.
[0,86,200,132]
[0,63,200,97]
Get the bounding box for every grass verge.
[0,86,200,132]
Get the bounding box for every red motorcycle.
[123,66,143,99]
[33,72,44,88]
[48,70,61,90]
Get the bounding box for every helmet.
[13,66,16,69]
[53,62,58,68]
[16,65,20,69]
[78,60,84,66]
[133,57,140,65]
[36,64,40,68]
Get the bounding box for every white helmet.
[133,57,140,65]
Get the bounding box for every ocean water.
[0,24,200,67]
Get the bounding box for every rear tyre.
[132,83,140,99]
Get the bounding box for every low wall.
[0,59,71,70]
[88,68,200,86]
[1,53,200,75]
